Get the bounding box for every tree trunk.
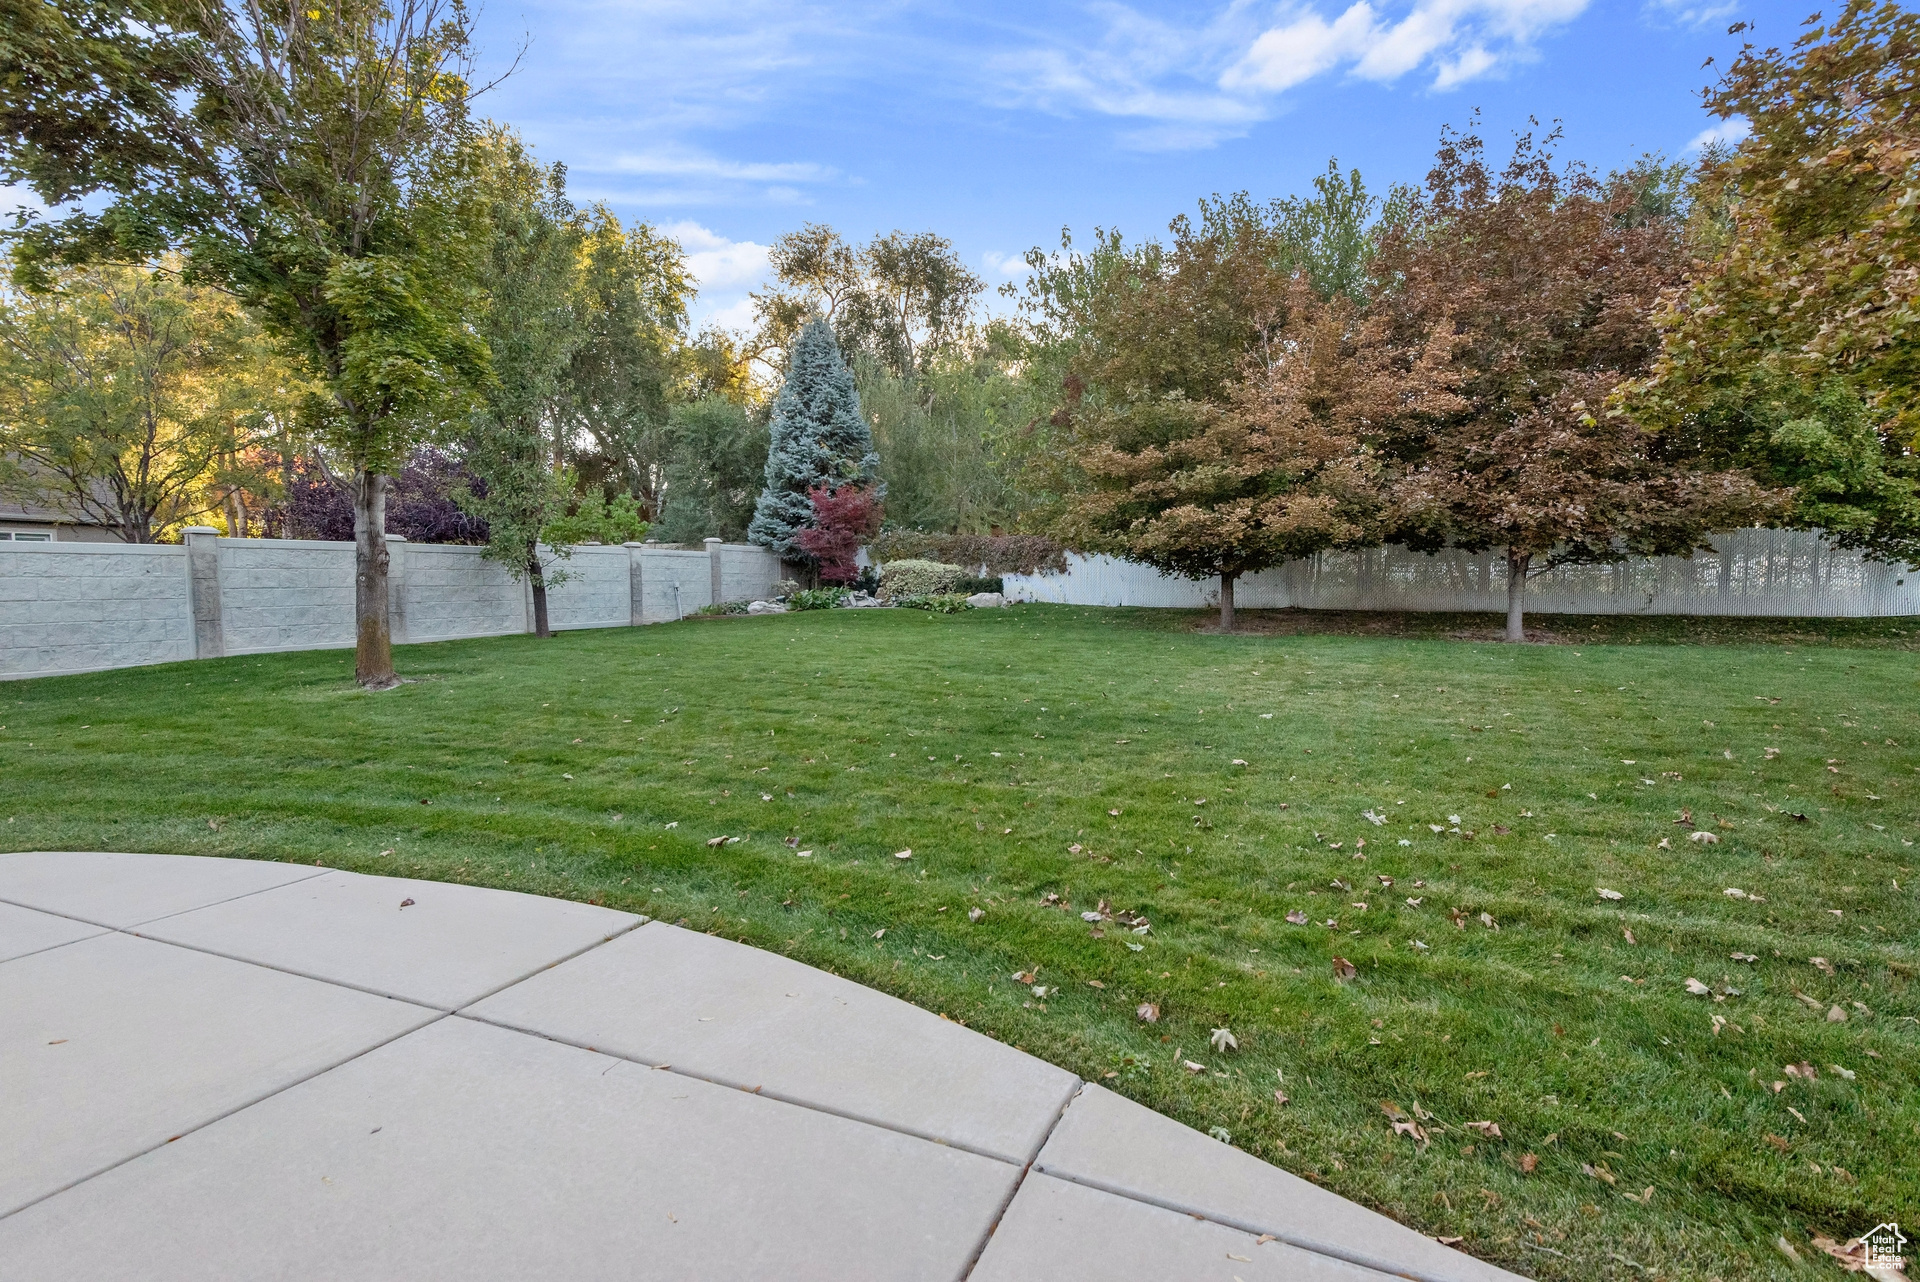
[528,554,551,638]
[1505,549,1530,643]
[1219,570,1238,632]
[353,470,397,688]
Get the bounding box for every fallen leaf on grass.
[1784,1061,1817,1080]
[1828,1063,1857,1080]
[1285,910,1309,925]
[1597,888,1624,901]
[1182,1060,1205,1074]
[1463,1121,1503,1139]
[1765,1133,1790,1153]
[967,907,984,922]
[1519,1153,1538,1173]
[1273,1091,1289,1107]
[1685,978,1711,995]
[1332,957,1358,981]
[706,836,728,847]
[1810,957,1836,976]
[1827,1005,1848,1023]
[1731,952,1758,962]
[873,929,886,940]
[894,849,913,860]
[1210,1027,1238,1053]
[1582,1163,1617,1186]
[1689,831,1719,844]
[1622,1186,1654,1205]
[1136,1002,1160,1023]
[1622,927,1637,945]
[1011,970,1036,984]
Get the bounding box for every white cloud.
[662,221,774,334]
[604,151,835,185]
[981,249,1031,279]
[1230,0,1589,93]
[1643,0,1739,29]
[1685,116,1750,152]
[1000,0,1592,148]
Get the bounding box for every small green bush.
[696,600,749,616]
[786,587,847,611]
[895,592,972,614]
[879,558,964,598]
[953,575,1004,595]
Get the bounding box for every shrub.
[786,587,847,611]
[879,558,964,598]
[895,592,972,613]
[794,484,883,584]
[953,575,1003,595]
[696,600,748,616]
[868,531,1066,576]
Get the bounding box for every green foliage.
[892,591,971,612]
[0,259,290,541]
[785,587,847,611]
[694,599,747,616]
[653,395,769,542]
[559,210,691,508]
[457,134,582,605]
[748,319,877,559]
[952,575,1003,595]
[544,487,648,547]
[868,530,1067,575]
[877,558,964,598]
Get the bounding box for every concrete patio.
[0,851,1526,1281]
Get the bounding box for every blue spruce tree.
[748,319,880,560]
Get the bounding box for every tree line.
[1,0,1914,681]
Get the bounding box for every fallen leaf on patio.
[1137,1002,1160,1023]
[1332,957,1357,981]
[1597,887,1623,900]
[1210,1027,1238,1052]
[398,898,414,909]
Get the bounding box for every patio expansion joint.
[955,1078,1083,1282]
[0,863,331,934]
[1025,1164,1460,1282]
[0,1011,454,1225]
[450,1007,1040,1171]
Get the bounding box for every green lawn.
[5,606,1916,1281]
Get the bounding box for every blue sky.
[467,0,1805,329]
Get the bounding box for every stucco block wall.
[717,543,786,604]
[219,540,357,654]
[545,547,632,630]
[2,536,791,679]
[405,546,526,642]
[637,550,711,624]
[0,543,193,678]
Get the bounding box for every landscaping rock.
[966,592,1006,608]
[746,601,787,615]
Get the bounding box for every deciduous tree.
[1379,128,1776,641]
[1,0,491,686]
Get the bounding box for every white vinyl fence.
[1,533,785,680]
[1003,529,1920,618]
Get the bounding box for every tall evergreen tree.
[748,319,878,563]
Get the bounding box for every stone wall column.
[705,537,723,608]
[181,526,224,659]
[626,541,647,626]
[385,535,409,645]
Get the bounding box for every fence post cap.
[624,541,647,547]
[179,526,220,536]
[383,533,407,543]
[703,537,723,545]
